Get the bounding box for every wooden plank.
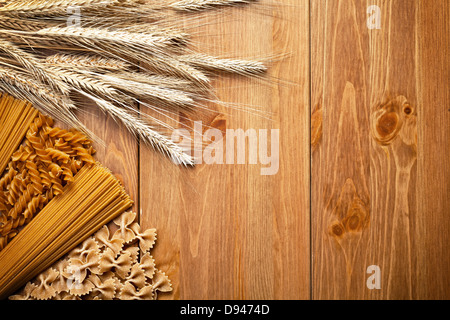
[76,102,139,213]
[139,0,310,300]
[311,0,450,299]
[414,1,450,299]
[311,0,371,300]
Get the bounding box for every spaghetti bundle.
[0,93,38,173]
[0,100,96,249]
[0,163,133,299]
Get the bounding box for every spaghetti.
[0,93,38,174]
[0,104,95,249]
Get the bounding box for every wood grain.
[60,0,449,300]
[76,100,139,213]
[311,0,449,300]
[139,0,310,300]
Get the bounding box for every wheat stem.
[180,53,267,76]
[170,0,257,11]
[0,0,127,17]
[35,26,179,52]
[0,37,69,93]
[99,72,195,108]
[0,66,81,129]
[45,66,121,100]
[85,93,194,166]
[0,16,59,31]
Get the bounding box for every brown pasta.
[0,93,39,174]
[0,106,99,249]
[72,143,95,165]
[1,94,169,300]
[45,127,90,145]
[6,174,25,206]
[37,162,52,189]
[11,145,35,163]
[0,167,16,190]
[60,162,75,184]
[0,164,133,299]
[54,138,76,156]
[9,211,172,300]
[25,160,43,195]
[45,148,71,163]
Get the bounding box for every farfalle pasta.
[0,110,96,249]
[9,211,172,300]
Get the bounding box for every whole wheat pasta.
[0,167,17,190]
[0,94,39,175]
[45,127,91,145]
[0,104,100,249]
[0,163,133,299]
[25,160,43,195]
[60,162,75,184]
[9,211,172,300]
[45,53,131,71]
[37,163,52,189]
[11,145,35,163]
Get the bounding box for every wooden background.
[78,0,449,300]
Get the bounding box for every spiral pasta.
[0,109,96,250]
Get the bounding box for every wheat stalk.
[35,26,181,52]
[0,0,129,17]
[45,53,131,71]
[46,66,120,100]
[0,0,267,166]
[148,55,211,86]
[86,93,194,166]
[111,71,199,93]
[0,66,82,130]
[116,24,190,46]
[170,0,257,11]
[180,53,267,76]
[0,16,59,31]
[99,72,195,108]
[0,37,70,94]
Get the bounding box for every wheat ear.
[109,71,200,93]
[0,37,69,94]
[0,0,126,17]
[180,53,267,76]
[170,0,257,11]
[0,66,82,130]
[44,53,131,71]
[45,66,121,101]
[146,55,211,87]
[34,26,180,52]
[85,93,194,166]
[98,73,196,108]
[0,16,59,31]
